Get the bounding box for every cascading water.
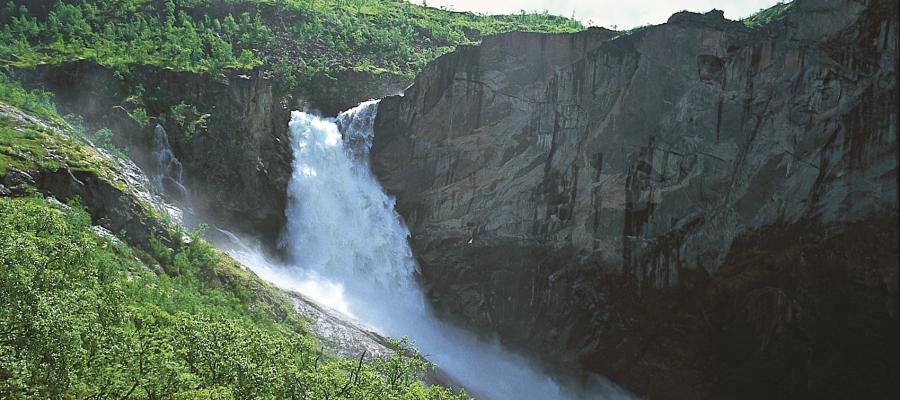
[233,101,631,400]
[151,124,190,206]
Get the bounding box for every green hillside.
[0,72,469,400]
[0,0,582,87]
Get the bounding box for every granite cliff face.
[372,0,898,397]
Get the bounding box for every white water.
[151,124,190,206]
[231,101,631,400]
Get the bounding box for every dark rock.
[11,63,291,247]
[371,0,898,397]
[2,167,34,187]
[696,54,725,82]
[32,166,173,251]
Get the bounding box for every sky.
[412,0,785,29]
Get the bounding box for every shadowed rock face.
[372,0,898,397]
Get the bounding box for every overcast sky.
[413,0,785,29]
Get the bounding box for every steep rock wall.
[372,0,898,397]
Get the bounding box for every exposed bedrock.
[372,0,898,397]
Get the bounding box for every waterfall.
[235,101,631,400]
[151,124,190,205]
[282,101,417,297]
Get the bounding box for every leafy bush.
[166,101,208,139]
[130,107,149,127]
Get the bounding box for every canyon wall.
[372,0,898,397]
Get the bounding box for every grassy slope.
[0,71,130,178]
[0,72,469,399]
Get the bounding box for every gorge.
[1,0,897,398]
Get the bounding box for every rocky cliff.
[12,62,409,247]
[372,0,898,397]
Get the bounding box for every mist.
[213,102,633,399]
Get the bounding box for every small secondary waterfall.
[151,124,190,206]
[234,101,631,400]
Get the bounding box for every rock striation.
[372,0,898,397]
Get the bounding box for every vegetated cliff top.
[0,0,581,85]
[742,1,793,28]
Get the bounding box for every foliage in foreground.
[0,196,467,399]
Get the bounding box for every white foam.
[237,101,633,400]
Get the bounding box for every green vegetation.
[0,196,468,399]
[1,77,468,398]
[0,111,114,180]
[62,113,129,158]
[1,71,126,163]
[0,0,582,86]
[166,101,209,140]
[743,1,793,28]
[0,115,62,176]
[0,0,265,74]
[0,70,62,125]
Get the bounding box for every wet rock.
[290,294,395,361]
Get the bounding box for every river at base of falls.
[222,101,632,400]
